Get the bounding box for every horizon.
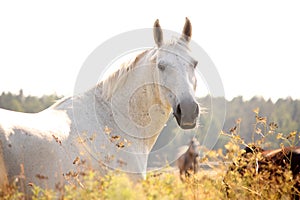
[1,88,297,104]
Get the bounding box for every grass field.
[1,111,299,200]
[1,143,299,200]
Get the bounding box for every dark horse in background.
[177,138,200,180]
[226,145,300,200]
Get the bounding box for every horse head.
[152,18,199,129]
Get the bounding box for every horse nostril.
[176,104,181,116]
[195,104,199,116]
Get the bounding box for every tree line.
[0,90,61,113]
[201,95,300,150]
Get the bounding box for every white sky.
[0,0,299,101]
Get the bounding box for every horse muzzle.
[173,100,199,129]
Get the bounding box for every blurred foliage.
[202,95,300,150]
[0,167,227,200]
[0,89,62,113]
[2,129,299,199]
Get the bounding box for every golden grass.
[1,110,299,199]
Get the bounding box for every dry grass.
[1,109,299,199]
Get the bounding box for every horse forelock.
[162,38,190,53]
[176,37,190,50]
[158,39,197,69]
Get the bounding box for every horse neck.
[92,49,172,152]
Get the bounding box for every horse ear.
[153,19,163,47]
[182,17,192,42]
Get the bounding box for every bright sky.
[0,1,299,101]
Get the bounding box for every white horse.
[0,18,199,192]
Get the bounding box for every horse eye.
[158,63,166,71]
[193,61,198,68]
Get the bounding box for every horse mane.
[172,37,190,51]
[99,49,153,100]
[47,96,72,110]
